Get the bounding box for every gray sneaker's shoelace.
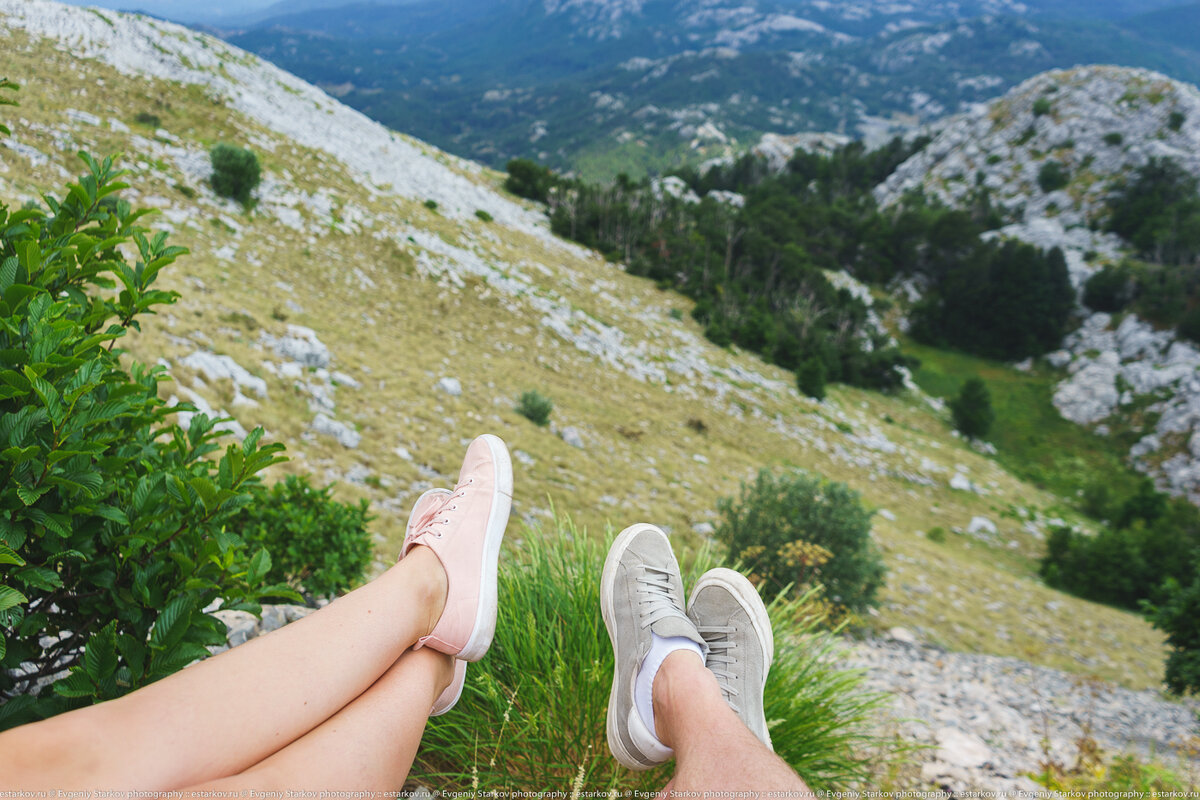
[698,625,740,713]
[636,564,687,628]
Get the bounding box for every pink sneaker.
[401,487,467,715]
[431,659,467,717]
[403,434,513,662]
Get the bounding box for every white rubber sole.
[600,522,672,771]
[455,433,513,663]
[431,660,467,717]
[688,567,774,748]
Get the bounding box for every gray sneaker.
[601,523,708,770]
[687,567,775,750]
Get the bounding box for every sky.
[60,0,290,23]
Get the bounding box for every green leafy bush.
[209,143,261,206]
[474,209,493,223]
[1040,488,1200,611]
[0,150,298,728]
[1083,263,1134,312]
[228,474,372,600]
[1168,111,1186,132]
[950,377,994,439]
[1033,97,1053,117]
[1038,161,1069,192]
[1144,576,1200,695]
[1103,132,1124,146]
[515,389,553,427]
[715,469,885,612]
[417,517,895,789]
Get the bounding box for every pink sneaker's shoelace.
[413,479,475,540]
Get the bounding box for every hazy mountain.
[220,1,1200,178]
[1121,2,1200,54]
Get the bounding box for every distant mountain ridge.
[213,0,1200,177]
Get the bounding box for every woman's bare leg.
[177,647,455,793]
[1,547,448,791]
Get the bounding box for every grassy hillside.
[0,10,1170,690]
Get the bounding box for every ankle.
[650,648,709,748]
[398,546,448,637]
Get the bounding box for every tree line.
[508,138,1074,395]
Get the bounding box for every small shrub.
[950,377,994,439]
[474,209,493,222]
[926,527,947,544]
[1103,132,1124,146]
[417,518,896,790]
[1083,263,1134,312]
[715,469,885,612]
[228,475,372,601]
[1168,111,1186,132]
[1038,160,1069,192]
[424,199,438,210]
[986,154,1003,165]
[668,307,684,321]
[1144,576,1200,695]
[133,111,161,127]
[797,356,827,400]
[209,143,261,205]
[515,390,553,426]
[1016,125,1036,145]
[1033,97,1053,117]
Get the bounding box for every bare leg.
[176,647,455,793]
[1,547,448,791]
[654,651,814,797]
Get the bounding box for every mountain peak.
[877,65,1200,227]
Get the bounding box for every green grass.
[413,515,899,790]
[901,336,1144,513]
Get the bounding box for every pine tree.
[797,357,827,400]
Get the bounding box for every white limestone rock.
[311,413,360,448]
[179,350,268,399]
[262,325,331,369]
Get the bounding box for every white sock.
[634,633,705,741]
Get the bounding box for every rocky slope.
[0,0,1191,784]
[878,65,1200,505]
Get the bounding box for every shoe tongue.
[651,614,706,646]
